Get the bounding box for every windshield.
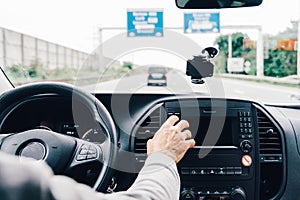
[0,0,299,103]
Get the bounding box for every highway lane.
[220,78,300,103]
[82,70,200,94]
[82,71,300,103]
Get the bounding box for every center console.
[164,99,259,200]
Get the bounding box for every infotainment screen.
[184,116,235,146]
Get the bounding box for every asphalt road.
[82,71,300,104]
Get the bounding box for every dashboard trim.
[253,104,287,200]
[129,95,287,200]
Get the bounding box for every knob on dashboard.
[230,187,246,200]
[240,140,253,153]
[180,190,196,200]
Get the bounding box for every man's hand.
[147,115,196,163]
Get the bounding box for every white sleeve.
[49,152,180,200]
[0,152,54,200]
[109,152,180,200]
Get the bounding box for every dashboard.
[95,93,296,200]
[1,91,300,199]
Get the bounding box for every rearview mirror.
[176,0,263,9]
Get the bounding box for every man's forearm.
[108,152,180,200]
[0,151,180,200]
[48,152,180,200]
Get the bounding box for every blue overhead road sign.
[127,9,163,37]
[184,13,220,33]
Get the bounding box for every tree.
[213,21,298,77]
[214,32,245,57]
[264,20,298,77]
[213,32,256,74]
[264,50,297,77]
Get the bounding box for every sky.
[0,0,298,67]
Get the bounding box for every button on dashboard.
[234,167,242,175]
[199,169,206,175]
[216,167,226,175]
[208,168,216,175]
[226,167,235,175]
[190,169,198,175]
[181,168,190,175]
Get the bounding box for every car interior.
[0,0,299,199]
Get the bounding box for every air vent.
[134,106,161,154]
[257,108,283,163]
[134,106,162,166]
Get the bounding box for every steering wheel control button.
[242,155,252,167]
[76,154,87,161]
[20,142,46,161]
[87,153,97,159]
[81,144,89,150]
[88,146,97,154]
[79,149,88,155]
[76,144,98,161]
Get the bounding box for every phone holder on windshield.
[186,47,218,84]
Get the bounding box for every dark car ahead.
[147,66,167,86]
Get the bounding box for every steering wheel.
[0,82,118,191]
